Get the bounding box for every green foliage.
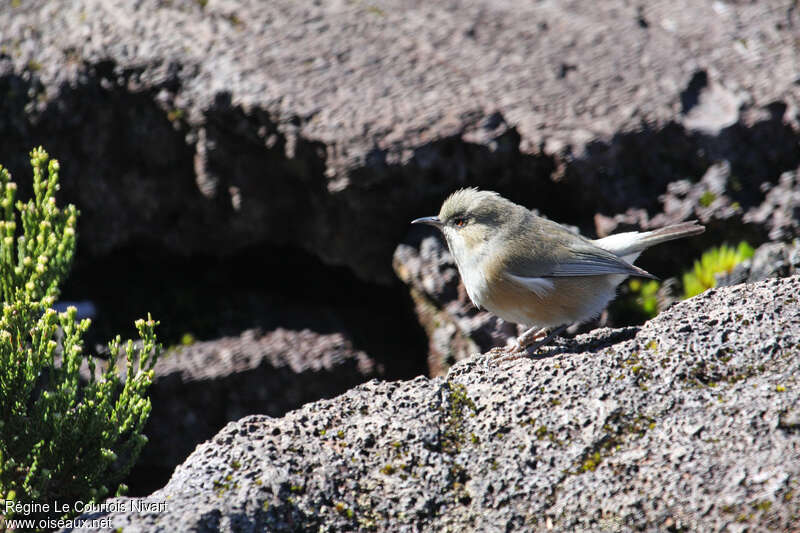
[682,241,754,299]
[180,332,196,346]
[0,148,77,304]
[0,148,160,522]
[627,279,661,319]
[610,278,662,326]
[699,190,716,207]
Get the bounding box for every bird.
[411,188,705,355]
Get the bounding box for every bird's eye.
[453,217,466,227]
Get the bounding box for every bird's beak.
[411,216,442,227]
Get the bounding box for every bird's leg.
[521,324,568,354]
[512,326,549,352]
[493,324,568,364]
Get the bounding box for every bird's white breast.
[446,234,490,308]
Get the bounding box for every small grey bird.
[412,188,705,353]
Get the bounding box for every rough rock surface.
[595,164,800,250]
[1,0,798,283]
[716,240,800,288]
[128,328,381,493]
[744,168,800,242]
[68,276,800,531]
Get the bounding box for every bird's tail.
[593,221,705,259]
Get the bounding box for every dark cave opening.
[60,241,431,495]
[62,241,429,381]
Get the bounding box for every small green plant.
[180,332,196,346]
[699,190,716,208]
[0,148,160,523]
[682,241,754,298]
[609,277,662,325]
[627,279,661,319]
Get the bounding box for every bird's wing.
[546,246,657,279]
[498,216,656,300]
[504,238,657,282]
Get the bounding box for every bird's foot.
[490,325,568,365]
[511,326,549,352]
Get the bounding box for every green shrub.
[627,278,661,319]
[682,241,754,299]
[609,278,662,326]
[0,148,160,523]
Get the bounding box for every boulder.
[67,275,800,531]
[127,328,381,494]
[1,0,797,284]
[716,240,800,288]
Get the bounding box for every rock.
[1,0,798,284]
[717,240,800,289]
[67,276,800,531]
[127,328,382,494]
[744,169,800,242]
[594,163,798,268]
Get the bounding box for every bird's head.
[412,188,513,260]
